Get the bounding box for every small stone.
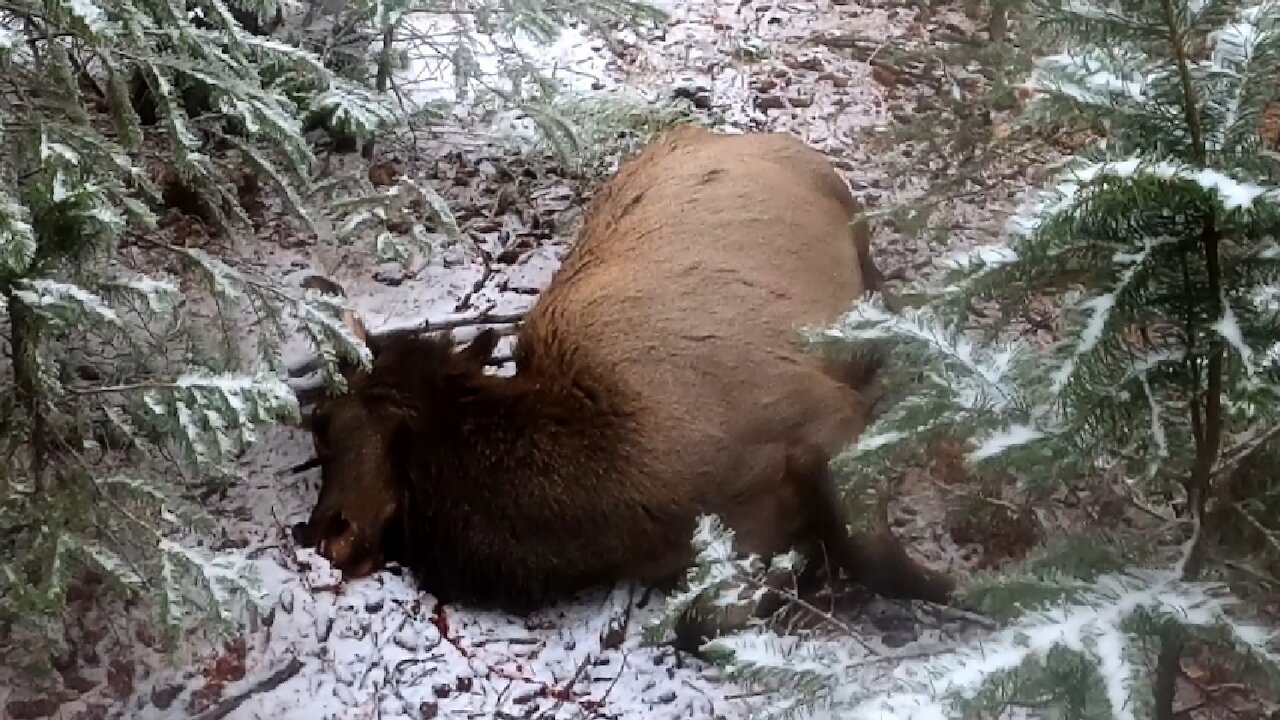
[365,598,385,613]
[152,684,184,710]
[787,95,814,108]
[419,701,440,719]
[455,676,474,693]
[433,683,452,698]
[63,672,98,694]
[818,71,850,88]
[654,690,679,704]
[871,65,899,87]
[755,94,787,110]
[107,657,134,698]
[373,263,407,287]
[6,698,61,720]
[788,56,825,72]
[882,631,915,649]
[368,161,401,187]
[71,704,109,720]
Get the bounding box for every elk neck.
[388,332,640,497]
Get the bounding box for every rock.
[787,56,825,72]
[71,704,109,720]
[419,701,440,719]
[755,94,787,110]
[881,631,915,649]
[672,81,712,110]
[368,161,402,187]
[818,71,851,88]
[373,263,407,287]
[62,672,98,694]
[152,683,184,710]
[6,698,61,720]
[787,95,814,108]
[107,657,134,698]
[871,65,899,87]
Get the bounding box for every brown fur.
[293,124,956,646]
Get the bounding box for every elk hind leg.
[668,448,838,655]
[786,442,956,605]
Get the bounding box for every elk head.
[287,275,502,580]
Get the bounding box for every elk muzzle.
[298,506,394,580]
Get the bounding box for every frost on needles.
[651,0,1280,717]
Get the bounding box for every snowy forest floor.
[1,0,1100,718]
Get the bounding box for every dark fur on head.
[295,328,502,584]
[294,326,651,611]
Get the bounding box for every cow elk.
[287,124,958,649]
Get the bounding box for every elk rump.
[289,124,956,647]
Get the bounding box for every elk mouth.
[293,508,400,581]
[314,519,386,579]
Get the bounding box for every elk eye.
[327,512,351,537]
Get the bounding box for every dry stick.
[190,657,305,720]
[286,311,526,378]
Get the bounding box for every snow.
[966,423,1045,462]
[1213,298,1256,375]
[1050,236,1169,393]
[1032,49,1149,105]
[1139,375,1169,459]
[12,278,123,326]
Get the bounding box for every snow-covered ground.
[2,0,1035,717]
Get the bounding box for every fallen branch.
[286,310,526,379]
[190,657,305,720]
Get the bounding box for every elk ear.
[458,328,500,368]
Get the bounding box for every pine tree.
[649,0,1280,717]
[0,0,386,681]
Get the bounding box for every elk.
[287,124,957,647]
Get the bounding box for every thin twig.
[285,311,525,379]
[189,657,305,720]
[1235,505,1280,558]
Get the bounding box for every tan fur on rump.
[293,124,956,651]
